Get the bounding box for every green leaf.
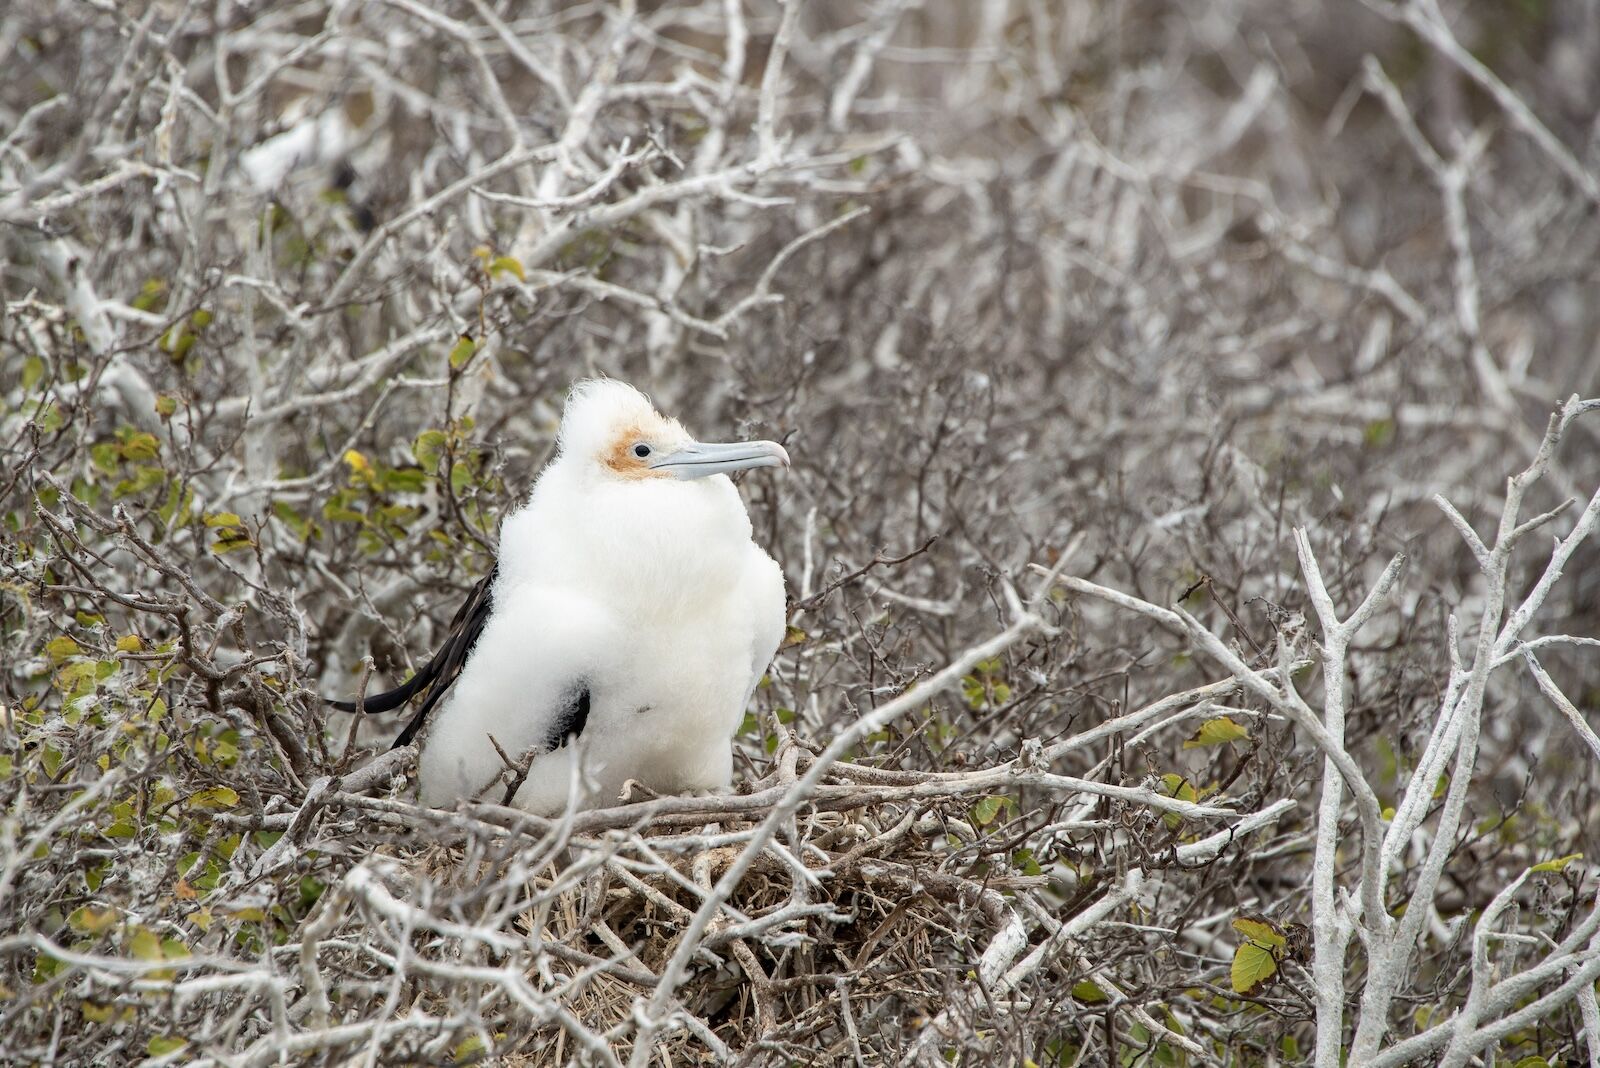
[34,401,63,433]
[157,481,194,527]
[128,926,164,961]
[46,635,81,664]
[113,464,166,498]
[1182,715,1251,748]
[90,442,121,473]
[1230,940,1279,995]
[117,429,160,461]
[448,335,477,370]
[161,325,196,359]
[272,500,314,541]
[1363,418,1396,448]
[147,1037,188,1056]
[381,467,426,493]
[298,874,326,909]
[412,428,448,470]
[1530,853,1582,874]
[1070,980,1107,1003]
[450,460,473,495]
[971,796,1010,827]
[131,277,167,312]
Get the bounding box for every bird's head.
[557,379,789,484]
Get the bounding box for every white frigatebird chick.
[331,379,788,814]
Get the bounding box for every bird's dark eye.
[633,443,652,459]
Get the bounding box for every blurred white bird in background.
[332,379,789,814]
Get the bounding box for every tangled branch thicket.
[3,0,1599,1063]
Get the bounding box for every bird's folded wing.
[328,563,498,749]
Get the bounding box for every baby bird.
[333,379,788,814]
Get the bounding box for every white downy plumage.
[414,379,788,814]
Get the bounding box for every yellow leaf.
[68,907,118,934]
[1531,853,1582,874]
[188,786,240,809]
[1231,916,1287,950]
[211,530,254,554]
[1159,773,1198,829]
[1160,773,1198,804]
[1183,715,1251,748]
[342,450,371,477]
[115,634,144,653]
[203,512,243,528]
[488,255,526,282]
[46,636,80,664]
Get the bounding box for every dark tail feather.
[326,659,439,714]
[392,682,445,749]
[326,564,499,751]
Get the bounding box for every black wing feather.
[544,686,591,752]
[329,564,498,750]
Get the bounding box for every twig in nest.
[488,733,536,806]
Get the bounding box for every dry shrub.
[2,0,1598,1064]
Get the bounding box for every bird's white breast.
[418,467,786,813]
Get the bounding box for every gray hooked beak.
[648,439,790,480]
